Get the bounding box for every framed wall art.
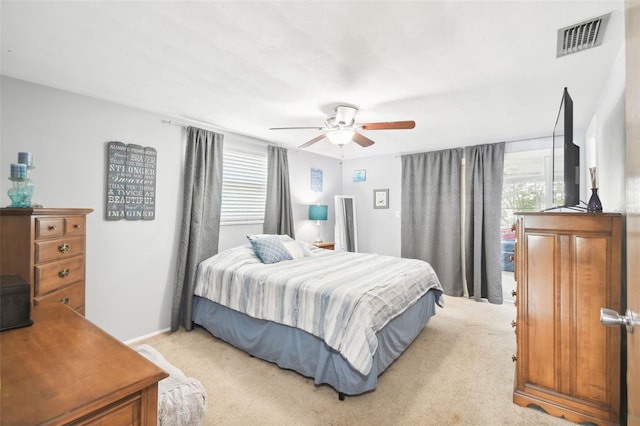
[310,167,323,192]
[106,141,157,221]
[373,188,389,209]
[352,169,366,182]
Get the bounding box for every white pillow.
[282,240,311,259]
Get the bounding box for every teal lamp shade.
[309,204,328,242]
[309,204,328,221]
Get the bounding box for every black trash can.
[1,274,33,331]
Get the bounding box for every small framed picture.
[373,188,389,209]
[310,168,323,192]
[352,169,366,182]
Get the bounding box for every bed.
[192,235,443,399]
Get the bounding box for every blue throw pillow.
[247,235,293,264]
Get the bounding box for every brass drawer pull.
[58,268,70,278]
[58,243,70,253]
[61,297,70,305]
[511,320,517,328]
[511,290,517,297]
[48,225,57,231]
[74,224,80,229]
[512,355,517,362]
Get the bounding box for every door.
[626,1,639,424]
[602,3,640,423]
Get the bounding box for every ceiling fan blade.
[270,126,325,130]
[352,132,375,147]
[298,134,326,149]
[360,120,416,130]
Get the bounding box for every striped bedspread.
[193,244,443,375]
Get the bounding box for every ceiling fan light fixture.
[326,129,355,145]
[334,105,357,126]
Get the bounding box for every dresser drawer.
[73,393,142,425]
[65,216,86,236]
[34,281,84,312]
[36,218,64,240]
[35,256,85,296]
[35,236,85,263]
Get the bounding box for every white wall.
[585,46,626,212]
[1,76,340,341]
[1,76,183,341]
[287,149,342,244]
[341,155,402,256]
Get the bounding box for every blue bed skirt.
[192,289,439,396]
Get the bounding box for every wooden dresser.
[513,212,623,425]
[0,303,168,425]
[0,207,92,315]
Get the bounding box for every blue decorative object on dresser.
[7,151,35,207]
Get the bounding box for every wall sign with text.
[106,141,157,221]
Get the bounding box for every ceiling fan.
[269,105,415,149]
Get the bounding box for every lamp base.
[315,221,322,243]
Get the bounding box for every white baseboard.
[124,327,171,345]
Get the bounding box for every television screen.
[552,87,580,208]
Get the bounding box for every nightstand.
[312,241,335,250]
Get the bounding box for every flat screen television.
[552,87,580,208]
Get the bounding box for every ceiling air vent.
[557,13,610,57]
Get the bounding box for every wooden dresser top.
[0,303,168,425]
[0,207,94,216]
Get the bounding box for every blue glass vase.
[587,188,602,213]
[7,179,34,208]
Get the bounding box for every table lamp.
[309,204,328,242]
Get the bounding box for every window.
[220,148,267,224]
[500,148,551,274]
[501,148,552,229]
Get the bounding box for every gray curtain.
[264,145,295,238]
[171,127,224,332]
[401,148,464,296]
[464,142,505,304]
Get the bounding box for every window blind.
[221,149,267,224]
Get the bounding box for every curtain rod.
[393,134,553,158]
[162,119,285,149]
[504,135,553,144]
[161,118,235,134]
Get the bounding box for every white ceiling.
[0,1,625,159]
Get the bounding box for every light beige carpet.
[136,295,574,425]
